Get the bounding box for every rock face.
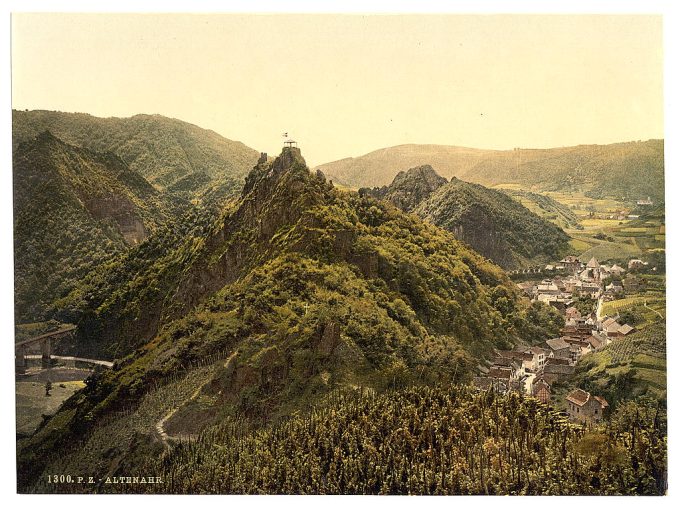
[413,177,570,269]
[12,131,177,321]
[360,165,448,212]
[360,165,570,269]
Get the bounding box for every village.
[474,255,651,424]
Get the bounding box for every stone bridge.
[15,324,77,372]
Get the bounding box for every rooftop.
[545,337,570,350]
[566,388,608,408]
[566,388,591,406]
[586,257,600,268]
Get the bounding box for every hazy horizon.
[12,14,663,167]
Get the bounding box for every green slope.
[500,188,582,230]
[13,131,183,322]
[412,176,570,269]
[13,109,260,194]
[19,147,545,489]
[317,140,664,203]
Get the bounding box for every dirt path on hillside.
[154,351,237,449]
[644,300,664,320]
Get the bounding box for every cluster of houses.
[579,198,652,221]
[472,256,647,424]
[473,313,615,423]
[518,256,642,307]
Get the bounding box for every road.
[24,355,114,368]
[596,297,604,320]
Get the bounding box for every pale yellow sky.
[11,14,663,167]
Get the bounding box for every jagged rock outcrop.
[359,165,447,212]
[20,143,536,490]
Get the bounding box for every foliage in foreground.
[115,387,667,495]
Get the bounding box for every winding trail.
[644,300,665,320]
[154,351,237,449]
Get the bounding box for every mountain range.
[316,140,665,202]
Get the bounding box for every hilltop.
[317,140,664,203]
[13,131,182,321]
[19,147,550,489]
[12,109,260,195]
[361,164,448,212]
[361,166,571,269]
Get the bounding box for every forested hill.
[360,164,448,212]
[13,131,183,321]
[362,166,570,269]
[20,147,555,488]
[317,140,664,203]
[12,109,260,195]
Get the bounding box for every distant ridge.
[13,109,260,193]
[316,140,664,202]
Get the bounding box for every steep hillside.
[13,131,182,321]
[317,144,494,189]
[19,147,542,489]
[12,109,260,194]
[317,140,664,203]
[362,167,570,269]
[499,189,582,230]
[467,141,664,203]
[360,164,448,212]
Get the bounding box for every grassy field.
[16,380,85,435]
[543,191,624,215]
[532,190,665,262]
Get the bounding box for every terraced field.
[601,295,666,318]
[531,190,665,262]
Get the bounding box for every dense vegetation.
[13,132,183,322]
[15,141,666,495]
[18,148,550,490]
[317,140,664,203]
[12,109,259,193]
[413,177,570,269]
[500,188,582,230]
[37,387,667,495]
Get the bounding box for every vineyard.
[143,387,666,495]
[25,363,221,492]
[575,323,666,402]
[601,296,665,321]
[36,386,665,495]
[608,325,666,363]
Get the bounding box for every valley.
[12,116,666,495]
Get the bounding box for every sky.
[11,13,663,167]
